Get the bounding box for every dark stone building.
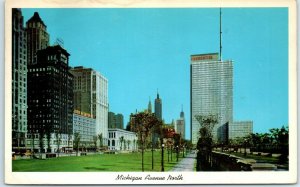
[27,45,73,153]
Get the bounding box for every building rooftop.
[27,12,46,26]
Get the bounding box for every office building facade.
[229,121,253,139]
[73,110,96,149]
[108,112,124,129]
[27,45,74,153]
[12,8,28,150]
[70,66,108,145]
[190,53,233,144]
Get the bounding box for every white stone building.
[108,128,138,151]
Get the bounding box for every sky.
[22,8,288,140]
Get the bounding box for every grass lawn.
[12,150,183,172]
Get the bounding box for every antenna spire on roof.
[219,7,222,62]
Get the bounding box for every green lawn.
[12,150,183,172]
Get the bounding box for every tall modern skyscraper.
[26,12,49,65]
[12,8,27,150]
[154,92,162,120]
[190,53,233,144]
[176,107,185,139]
[27,45,74,153]
[70,66,108,145]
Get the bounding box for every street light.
[161,143,165,172]
[182,145,185,158]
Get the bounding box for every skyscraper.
[12,8,27,151]
[154,92,162,120]
[26,12,49,65]
[115,114,124,129]
[70,66,108,145]
[148,97,152,114]
[190,53,233,144]
[27,45,74,153]
[108,112,124,129]
[176,107,185,139]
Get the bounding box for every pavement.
[170,152,197,171]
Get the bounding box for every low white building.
[108,128,138,151]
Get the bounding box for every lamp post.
[161,143,165,171]
[182,145,185,158]
[176,145,179,162]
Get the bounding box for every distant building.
[176,108,185,139]
[73,110,96,150]
[108,128,138,151]
[229,121,253,139]
[27,45,73,153]
[148,98,152,113]
[12,8,28,151]
[108,112,124,129]
[26,12,49,65]
[190,53,233,144]
[154,92,162,120]
[70,66,108,145]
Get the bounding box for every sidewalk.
[170,152,197,171]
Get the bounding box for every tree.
[127,140,131,150]
[93,136,98,152]
[39,130,45,153]
[98,133,103,150]
[119,136,124,150]
[277,126,289,163]
[173,133,181,162]
[133,139,136,151]
[124,139,127,150]
[74,132,81,156]
[195,114,218,171]
[46,129,51,153]
[31,133,35,154]
[55,131,61,157]
[130,112,161,172]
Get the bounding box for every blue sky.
[22,8,288,140]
